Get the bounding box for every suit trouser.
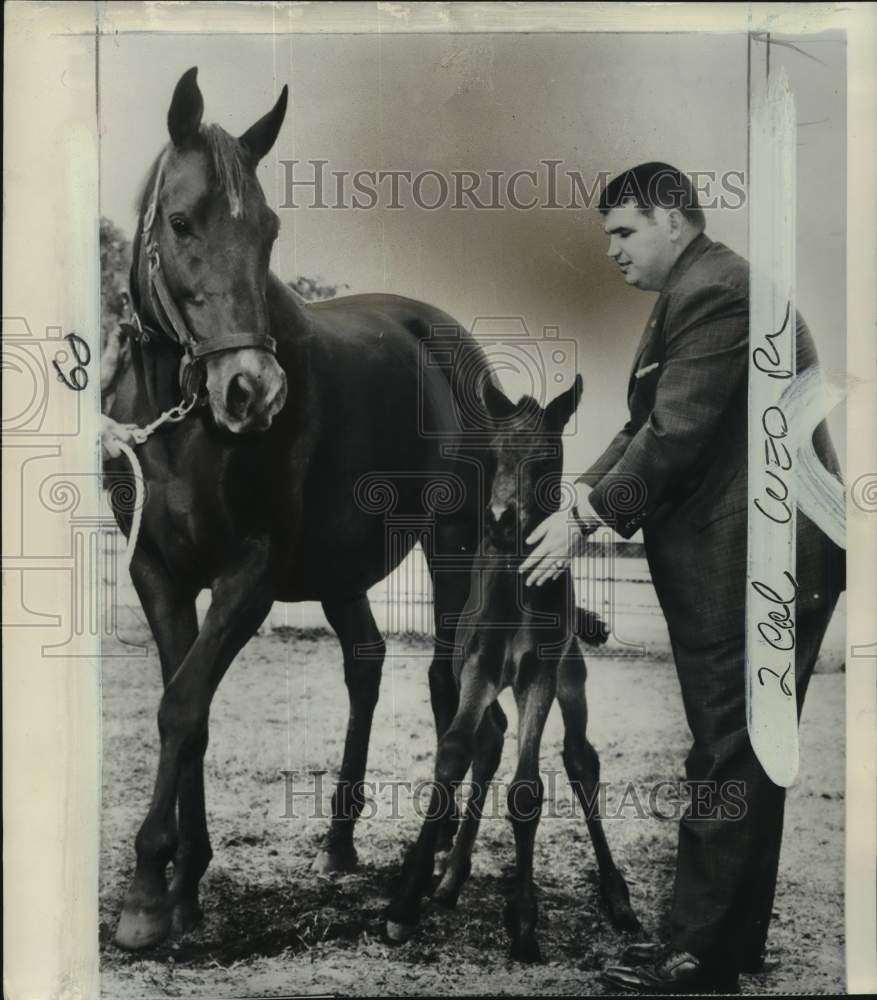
[666,596,839,971]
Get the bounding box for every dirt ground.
[100,619,845,997]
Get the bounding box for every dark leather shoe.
[623,939,771,974]
[621,941,668,964]
[601,949,740,994]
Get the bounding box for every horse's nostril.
[226,373,252,418]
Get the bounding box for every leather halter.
[134,149,277,392]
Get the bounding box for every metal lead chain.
[131,393,199,445]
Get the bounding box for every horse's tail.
[574,607,610,647]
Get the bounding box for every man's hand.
[518,510,581,586]
[519,487,604,586]
[101,415,140,460]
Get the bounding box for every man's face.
[603,202,677,292]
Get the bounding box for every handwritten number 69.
[52,332,91,392]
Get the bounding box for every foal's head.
[136,67,289,433]
[482,375,583,553]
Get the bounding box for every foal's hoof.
[385,919,418,944]
[509,935,544,964]
[609,900,641,933]
[170,897,204,936]
[432,849,450,879]
[432,879,461,910]
[114,903,171,951]
[312,845,358,875]
[602,878,642,932]
[433,858,470,909]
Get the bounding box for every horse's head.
[137,67,289,433]
[482,375,583,552]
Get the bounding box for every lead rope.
[110,393,199,572]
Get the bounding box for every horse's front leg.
[125,549,208,937]
[313,595,385,873]
[114,539,274,950]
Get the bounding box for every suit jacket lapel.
[628,295,667,400]
[626,233,713,400]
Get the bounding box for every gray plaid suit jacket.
[578,233,845,649]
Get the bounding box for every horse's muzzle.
[217,367,287,433]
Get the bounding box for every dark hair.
[598,162,706,232]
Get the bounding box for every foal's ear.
[239,85,289,163]
[168,67,204,147]
[544,374,583,430]
[482,378,518,421]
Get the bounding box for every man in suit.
[519,162,845,993]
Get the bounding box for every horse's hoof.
[509,935,544,964]
[602,880,642,932]
[312,846,358,874]
[385,919,418,944]
[171,897,203,936]
[609,902,641,933]
[433,857,469,909]
[114,903,171,951]
[432,879,461,910]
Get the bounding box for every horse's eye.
[169,216,191,236]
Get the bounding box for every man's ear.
[667,207,685,241]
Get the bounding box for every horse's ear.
[482,378,518,421]
[544,374,583,430]
[168,67,204,147]
[239,85,289,163]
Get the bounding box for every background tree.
[100,217,132,354]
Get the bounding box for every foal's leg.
[505,662,556,964]
[424,523,479,867]
[114,540,274,950]
[127,550,209,936]
[556,646,640,931]
[386,654,498,942]
[313,595,385,873]
[433,702,507,908]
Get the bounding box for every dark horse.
[104,67,497,950]
[385,377,640,960]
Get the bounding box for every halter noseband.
[134,150,277,388]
